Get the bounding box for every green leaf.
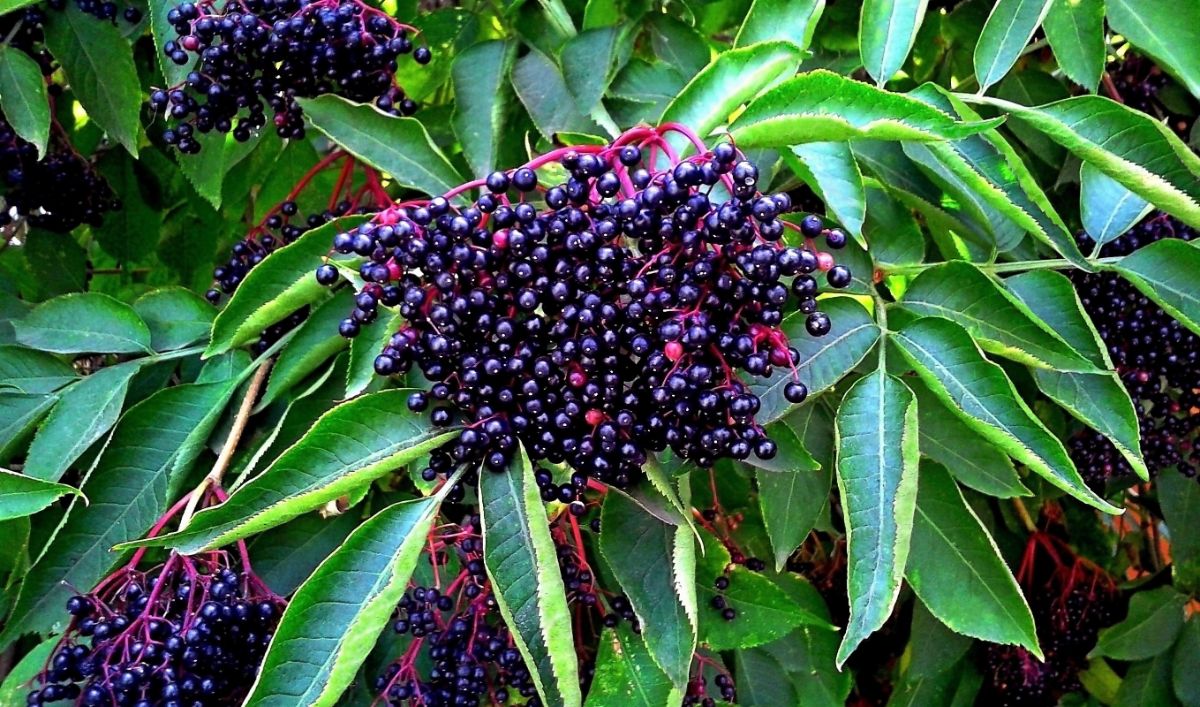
[345,308,399,399]
[660,41,804,149]
[1042,0,1104,92]
[761,626,853,706]
[127,389,459,554]
[480,446,581,707]
[902,85,1087,264]
[1106,0,1200,100]
[1080,165,1152,248]
[246,510,361,596]
[1108,238,1200,335]
[511,48,603,141]
[259,291,350,409]
[133,288,215,352]
[43,3,140,155]
[787,142,865,239]
[736,648,799,705]
[244,491,451,707]
[891,317,1119,513]
[93,151,164,264]
[175,130,264,209]
[1092,586,1189,661]
[562,27,625,117]
[731,70,1004,148]
[859,0,929,86]
[451,40,519,179]
[0,379,236,644]
[0,392,56,462]
[907,376,1029,498]
[0,46,49,157]
[297,96,464,196]
[995,70,1070,167]
[1158,473,1200,590]
[585,625,679,707]
[1116,648,1181,707]
[901,261,1097,371]
[961,94,1200,230]
[534,0,576,37]
[15,293,152,355]
[907,599,974,679]
[1002,269,1107,366]
[834,369,919,666]
[207,215,366,356]
[1173,619,1200,707]
[647,15,709,80]
[757,424,829,570]
[905,462,1040,655]
[0,467,82,520]
[862,185,924,265]
[150,0,193,86]
[0,345,76,394]
[697,533,830,651]
[973,0,1052,92]
[23,362,140,482]
[0,637,55,706]
[735,0,824,50]
[752,297,880,424]
[599,489,695,688]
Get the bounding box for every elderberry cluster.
[1110,55,1196,140]
[1067,213,1200,484]
[153,0,430,152]
[26,550,284,706]
[319,127,849,494]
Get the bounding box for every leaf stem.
[1011,498,1036,534]
[881,256,1123,277]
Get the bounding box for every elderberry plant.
[3,3,1200,707]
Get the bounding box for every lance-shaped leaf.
[734,0,824,50]
[258,290,353,409]
[729,70,1003,148]
[133,288,215,352]
[345,308,400,399]
[1092,586,1188,661]
[1006,270,1148,480]
[0,46,50,157]
[961,94,1200,229]
[786,142,866,240]
[905,462,1040,655]
[1106,0,1200,100]
[480,446,581,707]
[901,261,1097,372]
[755,422,829,570]
[661,41,804,149]
[297,96,464,196]
[585,625,681,707]
[891,317,1120,513]
[1042,0,1104,92]
[451,40,519,179]
[752,297,880,424]
[126,389,459,554]
[903,85,1087,265]
[0,379,236,645]
[511,49,603,141]
[0,393,56,462]
[207,216,366,356]
[244,486,454,707]
[15,293,152,355]
[834,369,919,667]
[973,0,1052,92]
[23,362,141,482]
[1108,238,1200,336]
[0,345,76,394]
[0,468,82,520]
[599,489,695,689]
[859,0,929,86]
[1080,165,1152,248]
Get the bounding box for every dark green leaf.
[1106,0,1200,100]
[585,625,679,706]
[902,262,1096,371]
[23,362,140,482]
[891,317,1118,512]
[0,468,82,520]
[245,492,450,707]
[15,293,152,355]
[128,389,459,554]
[259,290,349,409]
[834,369,919,666]
[1043,0,1104,92]
[0,379,236,644]
[973,0,1052,92]
[511,48,603,141]
[787,142,865,239]
[562,27,625,117]
[1092,586,1188,661]
[647,15,709,79]
[0,393,56,462]
[862,185,924,265]
[859,0,929,86]
[175,130,264,209]
[1173,619,1200,706]
[133,288,214,352]
[735,0,824,50]
[731,70,1003,148]
[905,462,1040,654]
[93,152,165,263]
[1115,648,1180,707]
[0,46,49,157]
[0,637,55,705]
[1080,165,1152,247]
[907,599,973,679]
[480,446,581,707]
[1158,473,1200,590]
[757,424,829,570]
[761,627,853,706]
[753,297,880,424]
[43,4,140,155]
[345,308,399,399]
[206,216,366,356]
[246,510,362,596]
[451,40,519,179]
[1109,238,1200,335]
[0,345,76,394]
[735,648,799,705]
[297,96,464,196]
[599,489,695,688]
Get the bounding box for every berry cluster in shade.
[316,124,850,493]
[25,491,285,706]
[1067,213,1200,485]
[153,0,430,152]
